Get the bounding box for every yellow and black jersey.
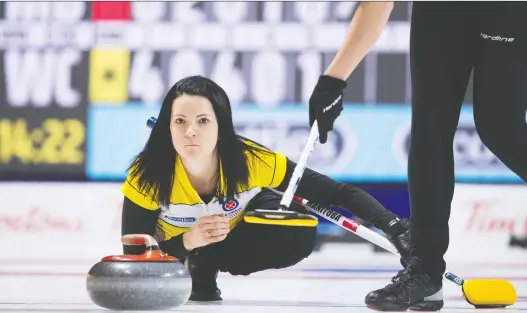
[121,141,288,241]
[120,140,399,260]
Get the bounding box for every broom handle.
[273,189,399,254]
[273,190,465,286]
[278,120,319,210]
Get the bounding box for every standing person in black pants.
[308,2,527,311]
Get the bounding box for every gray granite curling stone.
[86,234,191,310]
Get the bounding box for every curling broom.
[145,116,317,227]
[279,191,517,309]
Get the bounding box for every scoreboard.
[1,2,494,183]
[0,1,414,108]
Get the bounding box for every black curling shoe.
[365,257,444,311]
[186,250,222,302]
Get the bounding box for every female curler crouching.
[120,75,410,302]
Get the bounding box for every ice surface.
[1,243,525,312]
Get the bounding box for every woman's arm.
[121,196,190,259]
[324,2,394,80]
[307,2,395,143]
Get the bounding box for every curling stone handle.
[100,234,179,262]
[121,234,160,250]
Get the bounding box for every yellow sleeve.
[266,151,287,188]
[121,170,159,210]
[245,141,288,188]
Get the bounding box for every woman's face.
[170,94,219,160]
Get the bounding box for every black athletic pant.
[167,188,317,275]
[409,2,527,282]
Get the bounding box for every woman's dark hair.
[128,75,270,208]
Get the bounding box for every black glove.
[308,75,347,144]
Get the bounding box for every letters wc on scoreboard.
[0,2,89,179]
[0,48,88,179]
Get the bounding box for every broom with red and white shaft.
[271,189,516,308]
[291,193,399,255]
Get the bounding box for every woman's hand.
[182,214,230,251]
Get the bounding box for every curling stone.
[86,234,192,311]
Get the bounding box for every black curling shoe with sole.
[365,257,444,311]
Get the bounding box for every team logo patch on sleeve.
[222,199,239,212]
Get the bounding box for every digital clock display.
[0,118,85,165]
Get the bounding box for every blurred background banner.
[0,2,525,255]
[87,105,522,184]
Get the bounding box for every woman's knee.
[409,111,459,149]
[220,226,317,276]
[273,226,318,268]
[244,188,281,212]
